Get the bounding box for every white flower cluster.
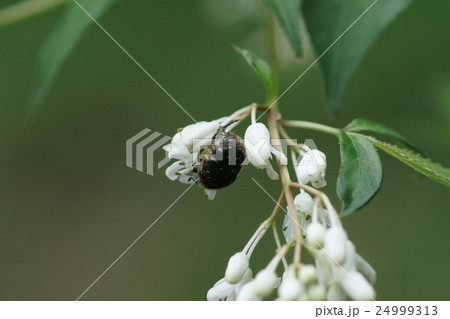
[206,143,376,301]
[163,109,376,301]
[316,228,377,301]
[282,189,377,301]
[206,236,330,301]
[163,108,288,199]
[207,220,280,301]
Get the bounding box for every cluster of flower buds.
[207,216,288,301]
[316,222,377,301]
[282,188,376,301]
[276,264,327,300]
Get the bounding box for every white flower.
[163,119,223,199]
[327,284,347,301]
[254,268,278,298]
[163,121,220,173]
[225,252,249,284]
[294,191,314,215]
[356,254,377,284]
[236,281,261,301]
[244,122,287,180]
[314,222,376,301]
[207,268,252,301]
[308,284,327,301]
[282,206,311,243]
[164,121,219,161]
[298,264,317,286]
[324,227,348,264]
[295,149,327,188]
[340,271,376,301]
[305,222,326,248]
[180,121,220,152]
[278,268,304,300]
[207,278,235,301]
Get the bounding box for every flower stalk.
[282,120,340,136]
[267,109,302,266]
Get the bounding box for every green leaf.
[302,0,412,113]
[26,0,116,130]
[262,0,302,58]
[366,136,450,187]
[232,44,276,103]
[337,131,383,217]
[346,118,421,153]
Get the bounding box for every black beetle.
[193,127,246,190]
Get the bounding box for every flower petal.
[165,161,184,181]
[204,189,217,200]
[270,146,288,165]
[207,278,235,301]
[265,161,279,180]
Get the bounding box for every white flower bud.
[356,254,376,285]
[225,252,249,284]
[327,284,347,301]
[236,282,261,301]
[324,227,348,264]
[278,269,304,301]
[282,210,295,243]
[278,279,304,301]
[343,240,357,271]
[294,191,314,215]
[308,284,326,301]
[315,252,330,286]
[228,268,253,301]
[254,268,278,298]
[298,264,317,286]
[306,222,326,248]
[341,271,376,301]
[244,123,272,168]
[235,269,253,290]
[244,122,287,180]
[295,149,327,188]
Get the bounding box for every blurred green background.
[0,0,449,300]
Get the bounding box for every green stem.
[266,11,278,106]
[0,0,67,29]
[282,120,340,136]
